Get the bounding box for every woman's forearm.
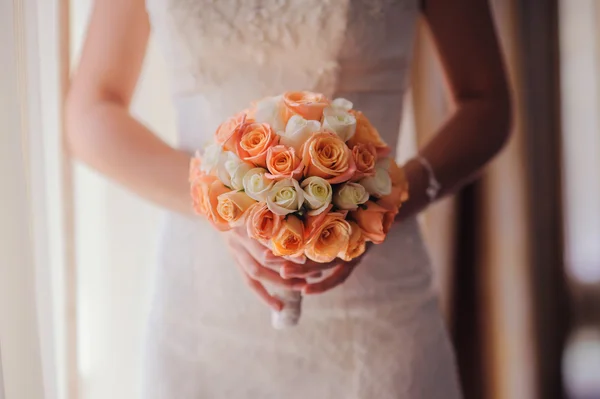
[66,100,193,215]
[397,96,512,221]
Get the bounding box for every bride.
[66,0,511,397]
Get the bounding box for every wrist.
[395,158,432,220]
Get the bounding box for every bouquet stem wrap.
[271,288,302,329]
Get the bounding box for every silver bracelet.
[416,155,441,202]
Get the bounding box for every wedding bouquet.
[189,91,409,328]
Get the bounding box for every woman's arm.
[298,0,512,293]
[66,0,192,215]
[66,0,305,309]
[397,0,512,220]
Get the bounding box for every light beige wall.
[0,1,45,398]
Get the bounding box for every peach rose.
[265,145,304,180]
[338,221,367,261]
[216,191,256,227]
[351,143,377,180]
[378,185,409,213]
[281,91,330,123]
[215,111,248,152]
[304,212,351,263]
[350,201,391,244]
[382,208,397,237]
[234,122,279,167]
[347,110,390,157]
[190,174,231,231]
[388,159,410,190]
[271,215,305,257]
[302,131,357,184]
[246,202,283,243]
[189,154,203,183]
[377,160,409,212]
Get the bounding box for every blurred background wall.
[65,1,600,399]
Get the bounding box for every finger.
[246,275,284,311]
[280,260,338,278]
[303,264,355,295]
[233,257,283,311]
[240,236,292,271]
[237,249,306,290]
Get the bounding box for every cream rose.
[216,191,256,227]
[199,143,222,174]
[266,178,304,216]
[333,182,369,210]
[242,168,274,201]
[360,167,392,198]
[331,97,353,111]
[279,115,321,152]
[301,176,332,216]
[199,144,232,186]
[251,95,286,132]
[223,152,253,190]
[322,107,356,142]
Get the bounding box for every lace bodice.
[146,0,419,152]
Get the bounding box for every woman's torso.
[145,0,420,152]
[141,2,464,397]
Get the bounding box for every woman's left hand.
[279,247,369,294]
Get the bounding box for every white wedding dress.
[142,0,462,397]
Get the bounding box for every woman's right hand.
[222,226,307,311]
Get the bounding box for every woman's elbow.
[471,87,513,159]
[64,88,126,165]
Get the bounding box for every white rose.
[253,95,286,132]
[200,144,231,185]
[322,107,357,141]
[243,168,274,201]
[279,115,321,152]
[301,176,332,216]
[200,143,222,174]
[224,152,253,190]
[360,167,392,198]
[331,97,353,111]
[333,182,369,210]
[266,178,305,216]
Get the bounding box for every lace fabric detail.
[146,0,419,112]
